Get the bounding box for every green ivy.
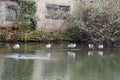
[18,1,36,31]
[18,1,36,15]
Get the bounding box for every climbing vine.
[18,1,37,31]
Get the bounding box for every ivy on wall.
[17,1,37,31]
[18,1,36,16]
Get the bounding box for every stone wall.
[34,0,76,31]
[0,0,76,31]
[0,1,18,27]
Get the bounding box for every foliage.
[65,1,120,47]
[18,1,36,15]
[24,18,37,31]
[62,27,81,41]
[18,1,37,31]
[0,26,21,41]
[0,26,63,42]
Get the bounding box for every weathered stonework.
[0,0,116,31]
[0,1,18,26]
[0,0,76,31]
[34,0,76,31]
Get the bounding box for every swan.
[68,43,76,48]
[88,43,95,49]
[46,43,51,48]
[13,43,20,49]
[97,44,104,49]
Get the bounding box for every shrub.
[62,27,81,41]
[66,1,120,47]
[18,1,37,31]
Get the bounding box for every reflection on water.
[0,43,119,80]
[88,51,103,56]
[67,51,76,58]
[4,53,51,60]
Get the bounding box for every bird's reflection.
[88,51,104,56]
[88,51,94,56]
[97,51,103,56]
[67,51,76,58]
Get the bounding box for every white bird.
[46,43,51,48]
[97,44,104,49]
[13,44,20,49]
[68,43,76,48]
[88,43,95,49]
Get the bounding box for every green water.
[0,43,119,80]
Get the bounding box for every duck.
[13,43,20,49]
[88,43,104,49]
[68,43,76,48]
[46,43,51,48]
[97,44,104,49]
[88,43,95,49]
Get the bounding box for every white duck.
[46,43,51,48]
[13,43,20,49]
[68,43,76,48]
[88,43,95,49]
[97,44,104,49]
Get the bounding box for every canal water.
[0,43,120,80]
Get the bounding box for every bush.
[62,27,80,41]
[66,1,120,47]
[18,1,37,31]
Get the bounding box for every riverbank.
[0,1,120,48]
[0,26,119,48]
[0,23,119,48]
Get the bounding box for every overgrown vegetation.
[18,1,37,31]
[0,0,119,48]
[0,26,63,42]
[0,1,37,41]
[63,1,120,47]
